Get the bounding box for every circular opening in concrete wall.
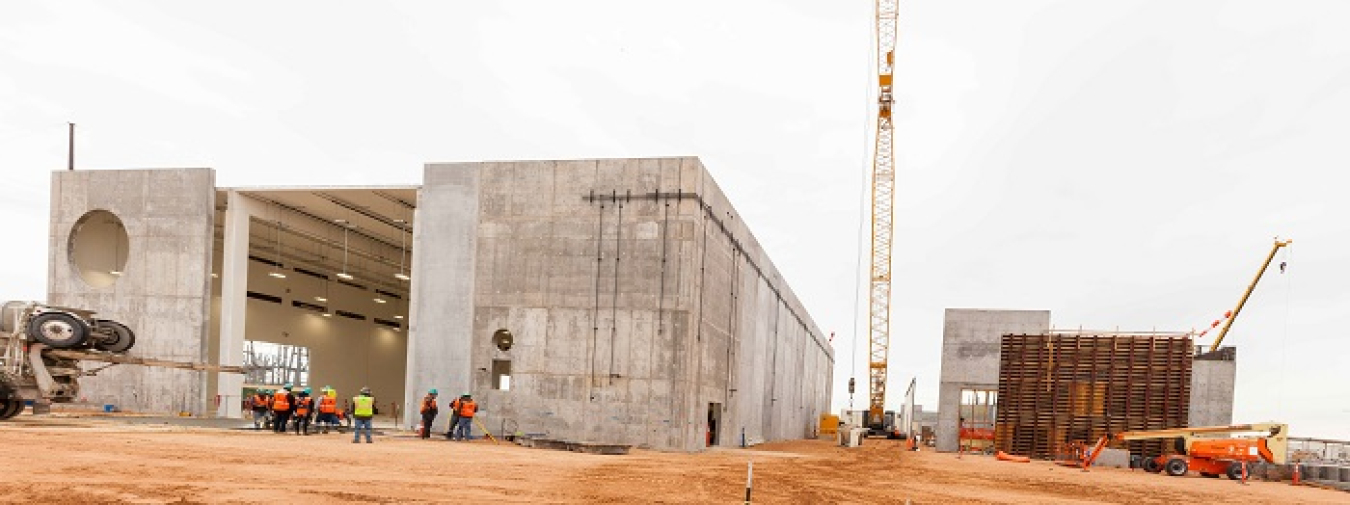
[492,329,513,352]
[68,210,129,288]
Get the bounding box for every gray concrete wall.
[1190,347,1237,427]
[936,308,1050,452]
[409,158,832,451]
[403,164,480,430]
[48,168,216,415]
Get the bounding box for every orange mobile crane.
[1082,423,1288,479]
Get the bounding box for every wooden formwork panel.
[994,334,1192,460]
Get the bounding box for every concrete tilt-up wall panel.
[47,168,216,415]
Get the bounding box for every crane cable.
[1277,243,1293,419]
[849,4,880,412]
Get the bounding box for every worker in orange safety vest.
[443,395,461,440]
[250,390,271,430]
[293,388,314,436]
[271,384,295,434]
[418,389,439,439]
[314,387,340,434]
[450,393,477,441]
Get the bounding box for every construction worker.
[293,388,314,436]
[250,390,270,430]
[315,387,340,434]
[451,393,477,441]
[419,389,439,439]
[271,384,295,434]
[352,387,375,444]
[443,395,461,440]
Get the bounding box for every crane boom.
[1209,238,1291,352]
[867,0,899,428]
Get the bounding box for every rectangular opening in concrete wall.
[707,403,722,447]
[212,188,416,418]
[959,389,997,453]
[492,359,511,391]
[243,341,310,387]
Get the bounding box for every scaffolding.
[995,334,1193,460]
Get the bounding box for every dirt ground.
[1,416,1345,504]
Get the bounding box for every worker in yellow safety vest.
[352,387,375,444]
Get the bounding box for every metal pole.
[67,122,74,170]
[744,460,753,504]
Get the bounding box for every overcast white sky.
[2,1,1347,439]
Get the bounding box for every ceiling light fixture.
[336,219,354,280]
[373,298,386,304]
[315,296,327,302]
[394,218,410,281]
[270,206,286,279]
[394,315,403,320]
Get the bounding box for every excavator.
[1082,423,1288,479]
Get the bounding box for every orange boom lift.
[1082,423,1288,479]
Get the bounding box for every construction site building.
[935,308,1237,454]
[45,157,833,452]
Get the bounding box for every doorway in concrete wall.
[210,188,417,418]
[707,403,721,447]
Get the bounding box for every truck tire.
[1226,462,1243,480]
[0,400,23,419]
[93,319,136,353]
[1164,458,1189,477]
[26,312,90,348]
[1143,457,1163,473]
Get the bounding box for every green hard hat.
[303,387,312,394]
[283,382,293,389]
[429,388,438,395]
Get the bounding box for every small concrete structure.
[1093,447,1131,469]
[1190,346,1237,427]
[935,308,1239,454]
[935,309,1049,453]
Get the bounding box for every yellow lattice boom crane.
[866,0,899,436]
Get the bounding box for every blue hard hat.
[303,387,312,394]
[284,382,293,389]
[429,388,438,395]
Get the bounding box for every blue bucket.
[104,404,116,413]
